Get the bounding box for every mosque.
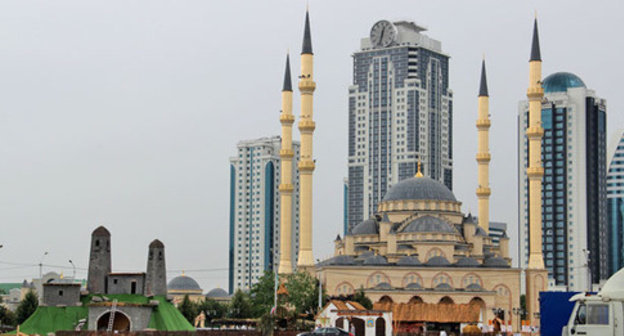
[272,9,548,333]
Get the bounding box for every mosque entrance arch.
[96,311,131,331]
[377,295,393,304]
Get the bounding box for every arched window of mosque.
[495,285,510,296]
[432,274,451,287]
[403,273,423,287]
[426,248,445,260]
[462,274,483,287]
[335,282,353,295]
[368,272,390,288]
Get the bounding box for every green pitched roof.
[4,294,193,335]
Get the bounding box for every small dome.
[402,216,456,234]
[355,251,374,261]
[363,255,388,265]
[483,257,510,268]
[374,282,392,290]
[149,239,164,248]
[454,257,480,267]
[405,282,422,290]
[350,218,379,235]
[92,226,110,237]
[396,256,422,266]
[206,288,229,298]
[319,255,356,266]
[543,72,586,93]
[382,176,456,202]
[426,256,451,267]
[168,275,202,292]
[466,283,483,291]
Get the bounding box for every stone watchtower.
[145,239,167,296]
[87,226,112,294]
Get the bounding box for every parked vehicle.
[561,267,624,336]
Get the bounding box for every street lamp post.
[39,251,48,279]
[512,307,526,333]
[583,249,592,291]
[68,260,76,280]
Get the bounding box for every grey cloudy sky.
[1,0,622,291]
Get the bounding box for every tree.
[284,272,323,316]
[0,305,16,326]
[177,295,197,324]
[15,290,38,324]
[229,289,253,318]
[250,271,276,317]
[351,288,373,310]
[197,298,227,322]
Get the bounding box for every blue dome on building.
[542,72,586,93]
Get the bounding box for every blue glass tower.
[607,130,624,275]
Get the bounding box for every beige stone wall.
[319,266,521,329]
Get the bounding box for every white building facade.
[518,72,607,291]
[228,136,300,292]
[347,20,453,233]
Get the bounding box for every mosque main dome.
[167,275,202,292]
[542,72,586,93]
[382,175,456,202]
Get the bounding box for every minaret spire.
[479,59,489,97]
[283,54,292,92]
[476,58,491,235]
[302,10,313,55]
[297,8,316,269]
[530,18,541,61]
[278,54,295,274]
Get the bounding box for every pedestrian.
[350,323,356,336]
[439,329,447,336]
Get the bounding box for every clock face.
[370,20,397,48]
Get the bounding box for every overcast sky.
[1,0,622,291]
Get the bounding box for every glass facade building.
[228,136,300,292]
[347,21,452,232]
[518,72,607,290]
[607,130,624,275]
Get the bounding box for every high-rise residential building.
[518,71,607,290]
[607,130,624,275]
[347,20,453,232]
[228,136,300,292]
[488,222,508,246]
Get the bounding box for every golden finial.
[182,270,185,276]
[60,272,64,279]
[415,160,423,178]
[534,9,538,19]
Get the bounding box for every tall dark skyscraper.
[347,20,453,232]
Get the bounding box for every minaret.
[146,239,167,296]
[526,18,545,271]
[297,10,316,268]
[87,226,111,294]
[476,59,491,234]
[525,17,548,330]
[278,54,295,274]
